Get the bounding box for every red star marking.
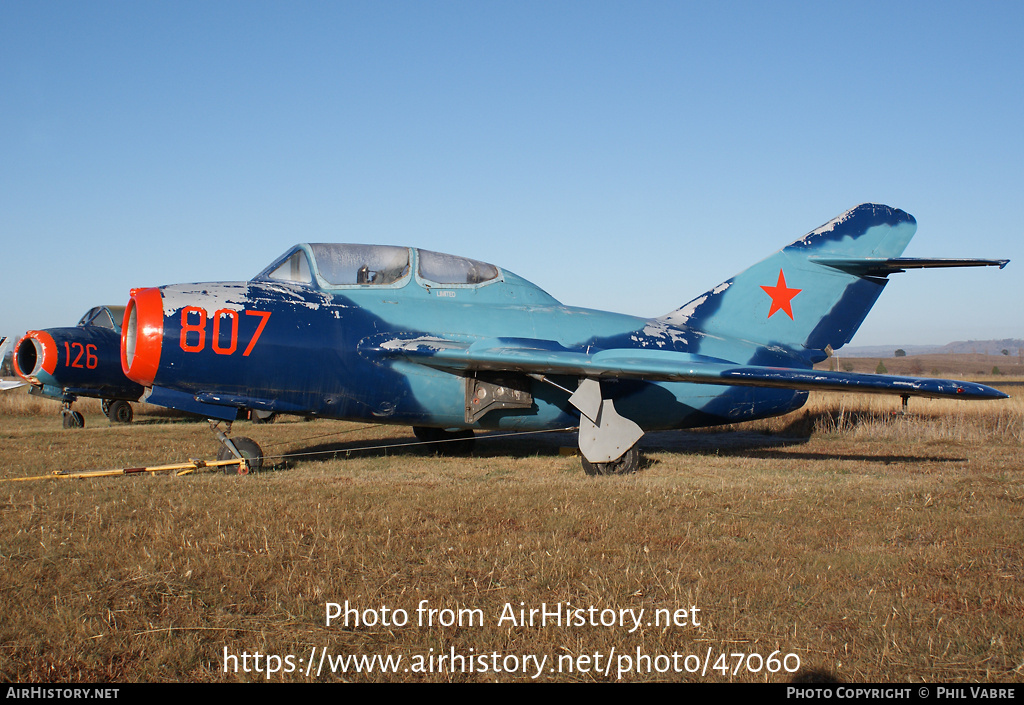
[760,269,802,320]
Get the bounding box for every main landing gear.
[524,375,645,476]
[457,372,647,475]
[210,421,264,474]
[580,445,640,476]
[58,398,135,429]
[102,399,134,424]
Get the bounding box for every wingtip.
[966,383,1009,400]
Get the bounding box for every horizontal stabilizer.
[811,257,1010,276]
[658,204,1008,355]
[379,337,1008,401]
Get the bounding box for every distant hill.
[937,339,1024,356]
[841,339,1024,358]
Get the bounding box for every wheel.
[412,426,475,455]
[216,436,264,474]
[62,410,85,429]
[580,445,640,476]
[107,400,134,424]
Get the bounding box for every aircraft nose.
[13,330,57,384]
[122,287,164,387]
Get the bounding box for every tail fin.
[661,204,917,358]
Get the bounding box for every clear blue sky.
[3,1,1021,347]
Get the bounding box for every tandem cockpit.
[77,305,126,331]
[255,244,504,290]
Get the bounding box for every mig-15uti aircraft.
[13,307,145,427]
[119,204,1008,474]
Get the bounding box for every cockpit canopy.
[77,306,126,331]
[417,249,499,285]
[311,244,410,286]
[257,244,501,289]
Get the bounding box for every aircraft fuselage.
[124,269,805,431]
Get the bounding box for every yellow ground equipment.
[0,457,250,483]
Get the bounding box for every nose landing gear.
[61,403,85,429]
[209,420,264,474]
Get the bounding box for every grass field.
[0,384,1021,682]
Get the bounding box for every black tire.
[62,410,85,429]
[580,445,640,476]
[107,400,134,424]
[412,426,475,455]
[217,436,264,474]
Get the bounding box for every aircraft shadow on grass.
[275,408,967,470]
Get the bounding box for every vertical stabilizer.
[660,204,917,356]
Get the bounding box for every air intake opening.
[15,337,40,378]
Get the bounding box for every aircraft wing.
[374,336,1008,401]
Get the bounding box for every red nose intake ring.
[122,287,164,387]
[13,330,58,383]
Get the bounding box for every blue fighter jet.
[119,204,1008,474]
[15,306,145,427]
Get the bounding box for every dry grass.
[0,385,1021,682]
[0,387,106,417]
[727,385,1024,445]
[819,353,1024,378]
